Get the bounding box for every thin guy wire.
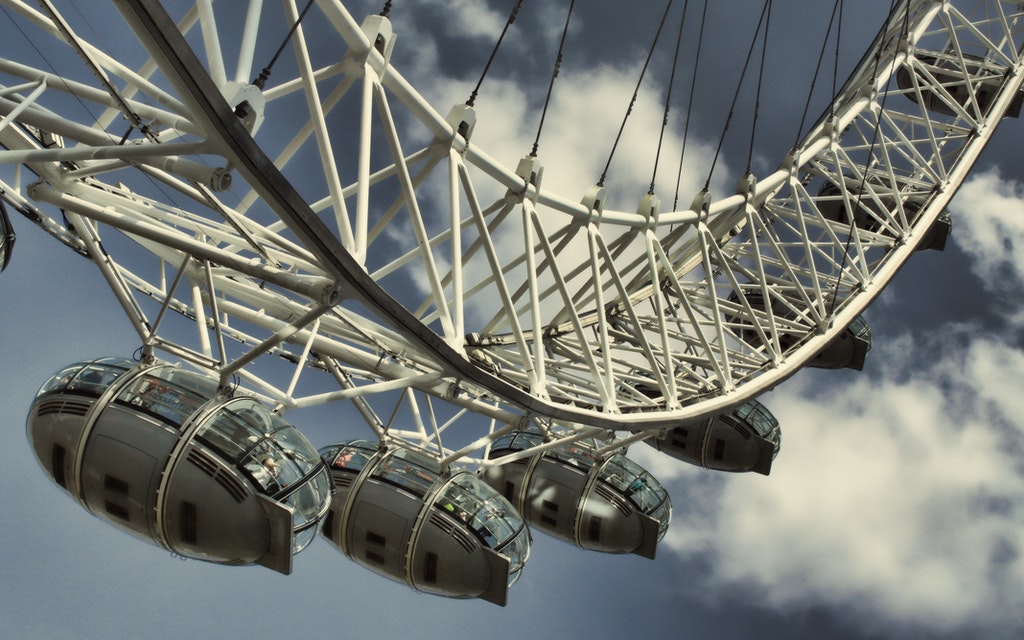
[746,0,772,175]
[253,0,317,88]
[703,0,771,190]
[793,0,843,148]
[598,0,675,188]
[531,0,576,157]
[828,0,902,317]
[650,0,689,196]
[674,0,707,210]
[466,0,524,107]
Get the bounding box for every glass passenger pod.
[0,198,14,271]
[26,357,331,575]
[647,399,781,476]
[896,51,1023,120]
[725,287,871,371]
[816,177,950,253]
[481,433,671,559]
[319,442,530,607]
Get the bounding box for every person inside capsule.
[27,356,332,574]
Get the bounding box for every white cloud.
[951,167,1024,327]
[416,0,510,41]
[639,172,1024,637]
[951,170,1024,281]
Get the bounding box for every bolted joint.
[221,81,266,135]
[581,184,606,225]
[361,15,396,69]
[690,189,711,224]
[513,155,543,204]
[209,167,232,192]
[637,193,660,227]
[318,284,343,306]
[445,104,477,146]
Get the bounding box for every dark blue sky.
[2,1,1023,638]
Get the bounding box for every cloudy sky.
[2,1,1023,638]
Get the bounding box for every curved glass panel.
[283,466,332,552]
[437,474,529,586]
[550,442,598,469]
[849,315,872,341]
[491,430,543,454]
[734,400,781,458]
[199,400,332,548]
[35,357,134,398]
[241,440,290,493]
[196,400,266,461]
[321,441,377,474]
[115,366,217,428]
[270,426,321,475]
[293,524,319,554]
[599,454,671,538]
[375,449,439,497]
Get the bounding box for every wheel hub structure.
[1,0,1022,466]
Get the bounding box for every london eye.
[1,0,1022,607]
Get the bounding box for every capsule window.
[424,552,439,584]
[181,501,198,545]
[104,501,130,522]
[116,373,207,427]
[51,445,67,489]
[103,475,129,494]
[588,516,602,542]
[713,439,726,461]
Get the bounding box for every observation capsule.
[816,178,950,252]
[27,357,332,574]
[646,399,781,476]
[1,198,14,271]
[319,441,530,607]
[726,288,872,370]
[480,433,671,559]
[896,51,1023,119]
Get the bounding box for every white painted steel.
[0,0,1021,466]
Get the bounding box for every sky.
[2,1,1024,638]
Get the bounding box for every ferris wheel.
[2,0,1023,603]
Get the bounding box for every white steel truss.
[0,0,1022,465]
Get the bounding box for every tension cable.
[792,0,844,147]
[829,0,904,316]
[703,0,771,190]
[466,0,525,107]
[253,0,317,89]
[598,0,675,188]
[530,0,575,157]
[673,0,707,210]
[649,0,689,196]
